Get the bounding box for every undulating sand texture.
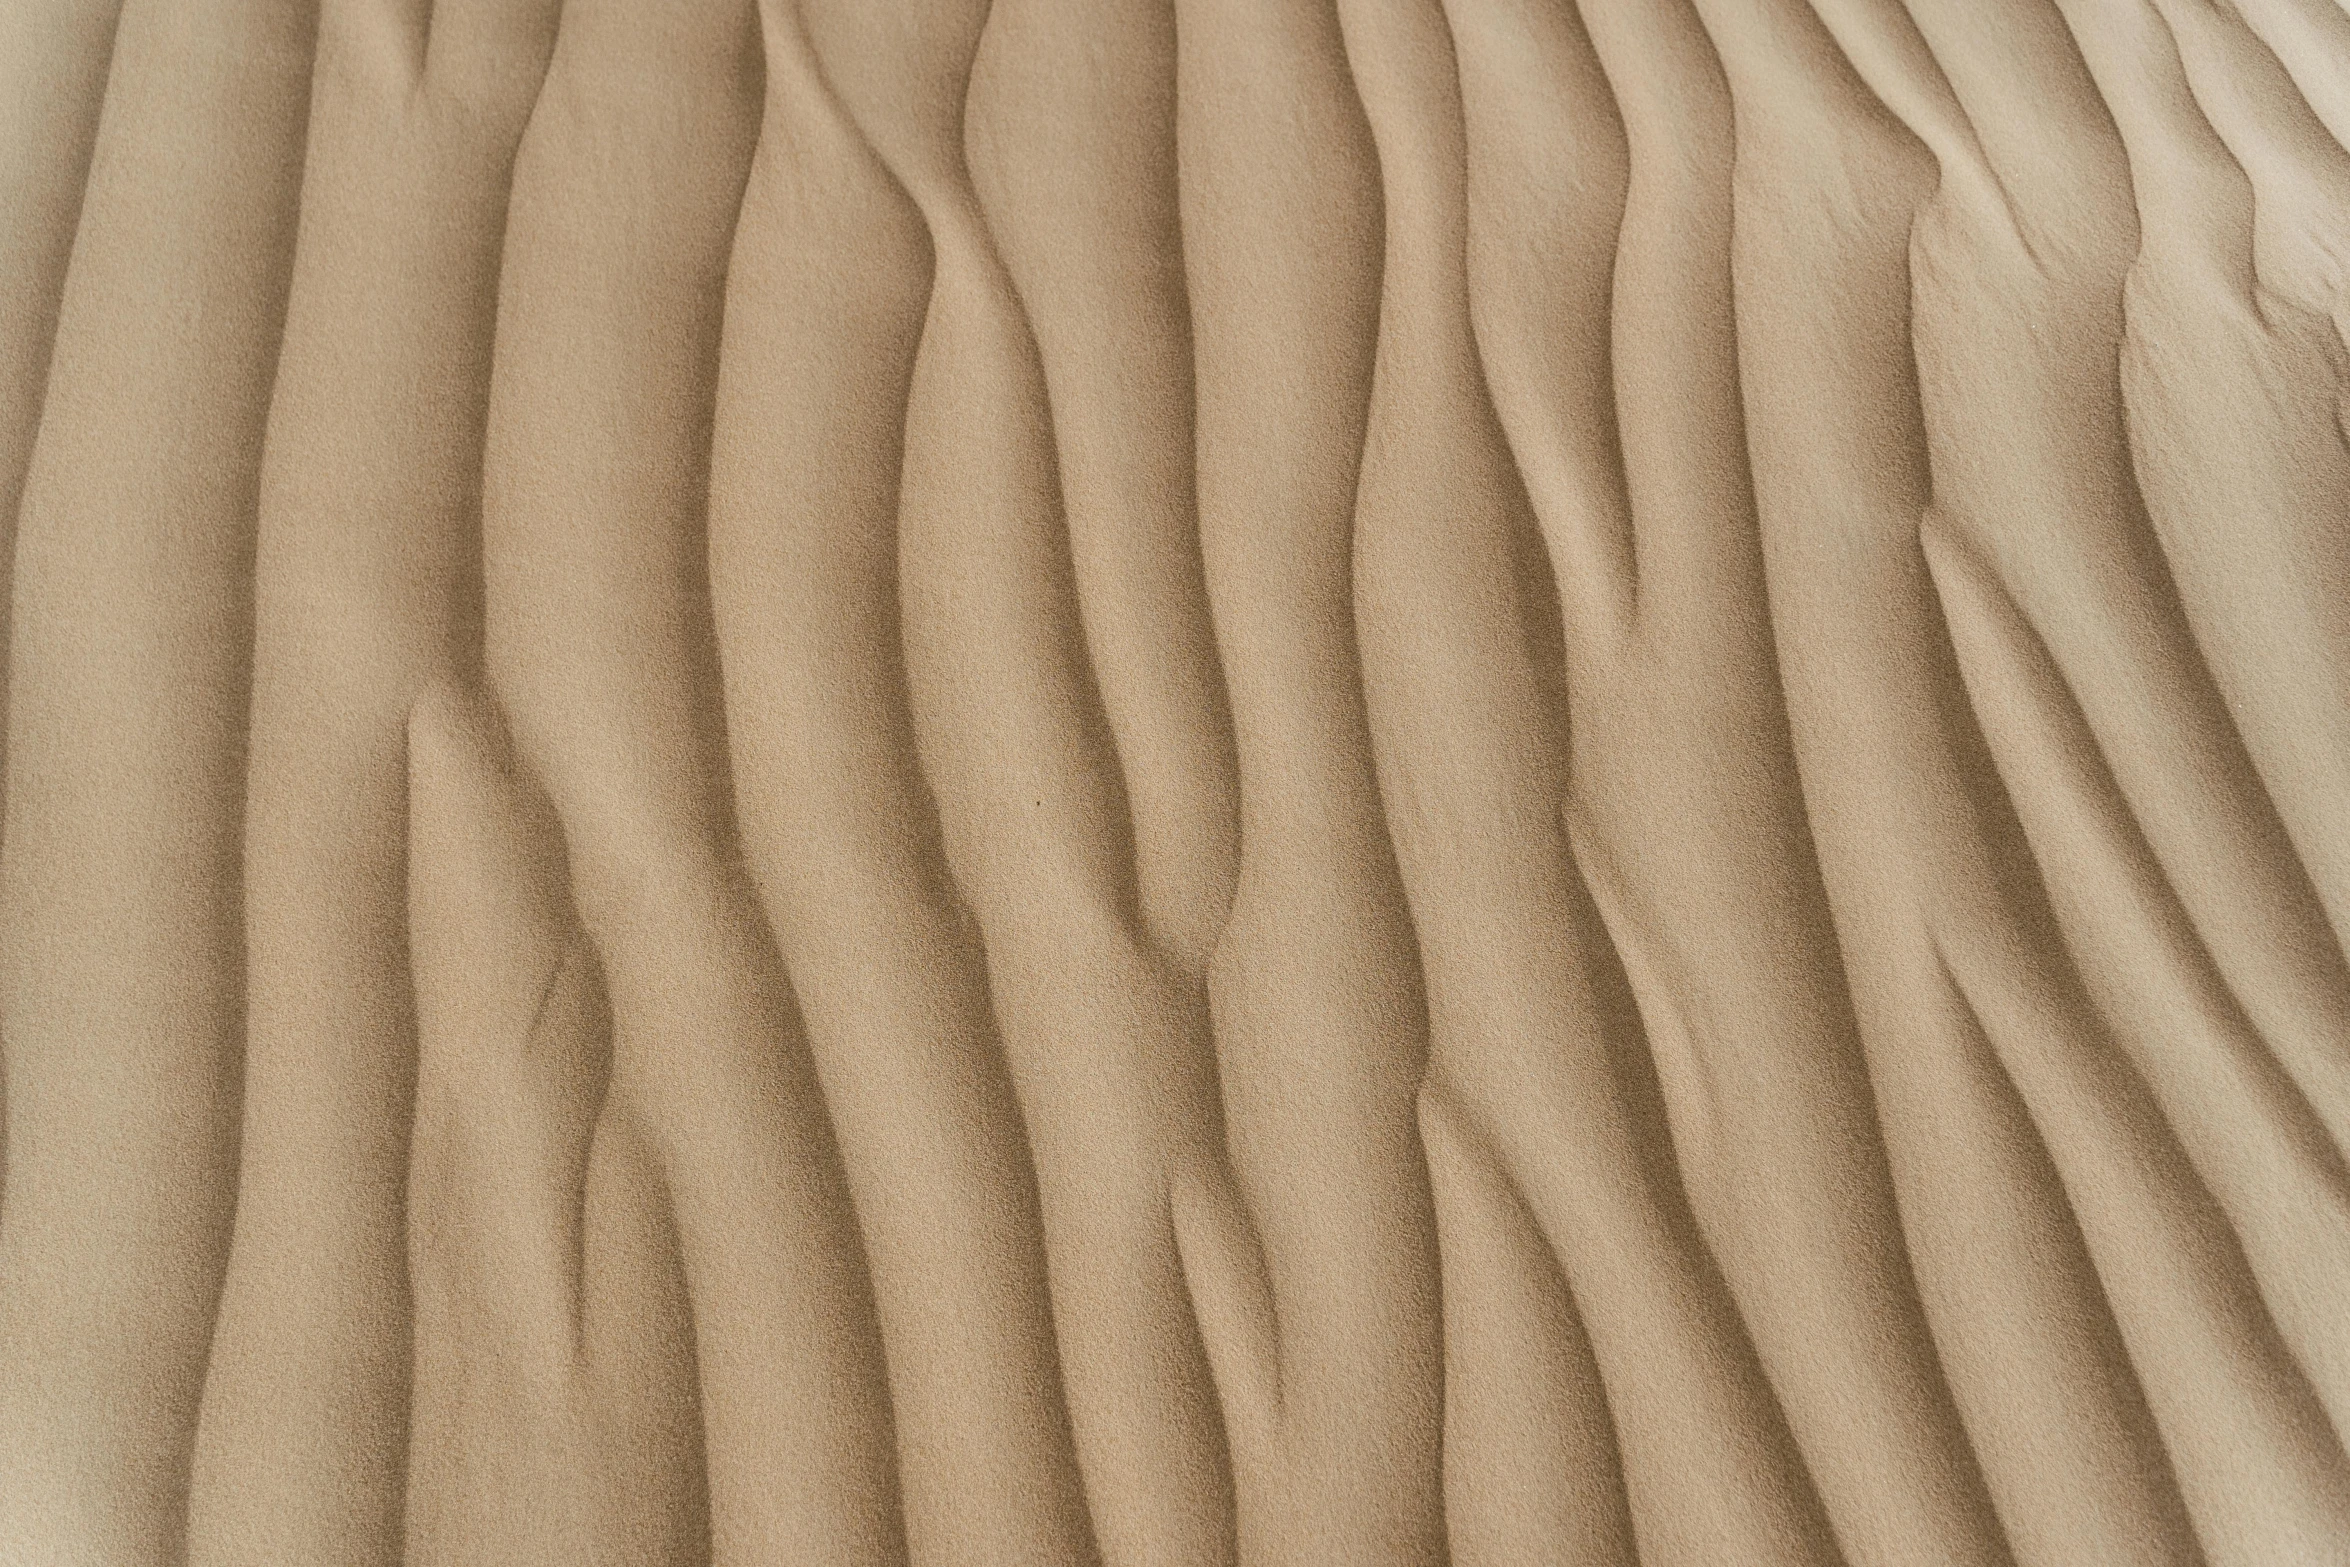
[2,0,2348,1561]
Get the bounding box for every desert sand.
[1,0,2347,1561]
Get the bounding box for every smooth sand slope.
[1,0,2347,1562]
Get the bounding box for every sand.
[1,0,2346,1562]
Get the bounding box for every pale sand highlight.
[1,1,2347,1563]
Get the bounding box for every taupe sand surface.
[2,0,2347,1561]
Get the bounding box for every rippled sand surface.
[4,1,2349,1562]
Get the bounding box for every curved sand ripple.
[2,1,2347,1562]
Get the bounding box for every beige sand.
[2,0,2347,1562]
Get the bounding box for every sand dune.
[2,0,2347,1561]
